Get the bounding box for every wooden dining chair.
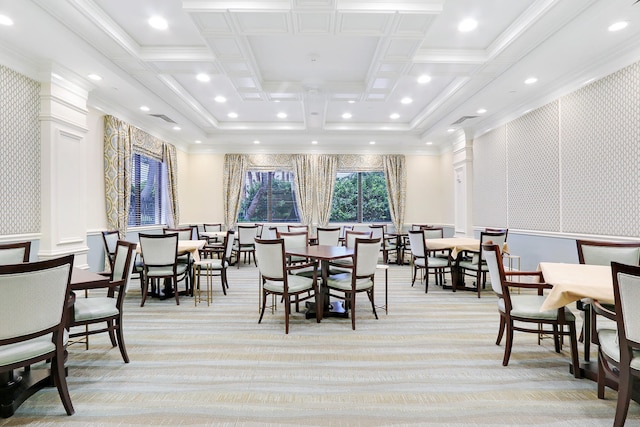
[593,262,640,427]
[407,230,451,292]
[316,227,341,246]
[483,243,580,376]
[69,240,135,362]
[139,233,189,306]
[255,238,320,334]
[233,225,259,267]
[0,255,76,416]
[0,241,31,265]
[458,230,507,298]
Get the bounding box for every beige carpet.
[1,263,638,426]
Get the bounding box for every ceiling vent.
[451,115,478,125]
[149,114,177,124]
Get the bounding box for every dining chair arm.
[592,299,616,321]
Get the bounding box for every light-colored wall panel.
[561,62,640,237]
[507,102,561,232]
[178,151,225,225]
[439,149,454,226]
[85,108,108,232]
[404,154,443,225]
[473,126,507,228]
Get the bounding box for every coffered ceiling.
[0,0,639,153]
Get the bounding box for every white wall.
[404,154,447,226]
[177,152,225,225]
[86,108,108,233]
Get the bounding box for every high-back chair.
[593,262,640,427]
[458,230,507,298]
[483,243,580,376]
[316,227,341,246]
[485,228,508,241]
[0,241,31,265]
[407,230,451,292]
[288,225,309,233]
[255,238,320,334]
[576,239,640,364]
[326,237,381,330]
[101,231,119,269]
[193,230,235,300]
[369,225,390,263]
[330,230,372,274]
[0,255,75,416]
[233,225,259,267]
[276,230,309,265]
[69,240,135,362]
[139,233,189,306]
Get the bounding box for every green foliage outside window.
[330,172,391,223]
[238,171,299,222]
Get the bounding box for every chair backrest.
[0,254,74,342]
[164,227,192,241]
[101,230,119,264]
[345,230,371,248]
[111,241,136,291]
[483,243,507,298]
[352,224,371,233]
[341,225,353,238]
[262,227,278,239]
[423,227,444,239]
[478,231,507,262]
[288,225,308,233]
[223,230,235,260]
[316,227,341,246]
[611,262,640,346]
[276,231,309,251]
[373,224,388,233]
[237,225,259,244]
[412,224,431,230]
[255,238,286,280]
[369,225,385,240]
[576,240,640,266]
[139,233,178,266]
[0,241,31,265]
[485,228,508,241]
[354,238,382,277]
[189,225,200,240]
[204,223,222,232]
[407,230,427,258]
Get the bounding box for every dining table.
[0,267,110,418]
[285,245,354,319]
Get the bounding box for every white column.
[451,130,473,236]
[39,76,90,268]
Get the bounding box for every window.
[128,153,167,226]
[330,171,391,222]
[238,170,300,223]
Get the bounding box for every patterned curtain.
[223,154,248,230]
[103,115,132,238]
[163,143,179,228]
[382,155,407,232]
[316,154,338,226]
[292,154,314,226]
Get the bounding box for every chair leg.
[568,322,581,379]
[476,269,482,298]
[173,275,180,305]
[496,316,505,345]
[614,369,633,427]
[107,319,117,346]
[350,292,356,330]
[258,291,267,324]
[52,345,74,415]
[115,317,129,363]
[221,268,228,295]
[597,351,606,399]
[411,264,417,286]
[140,274,149,307]
[503,320,514,366]
[284,294,290,334]
[425,268,429,293]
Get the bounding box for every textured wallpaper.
[473,60,640,237]
[0,65,40,235]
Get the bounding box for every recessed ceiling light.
[369,141,376,145]
[342,113,352,119]
[172,126,181,131]
[254,140,260,144]
[583,78,595,86]
[0,15,14,26]
[195,140,202,144]
[214,96,226,103]
[88,74,102,81]
[277,112,287,119]
[401,97,413,104]
[348,100,356,104]
[426,141,433,145]
[390,113,400,119]
[458,18,478,32]
[227,112,238,118]
[274,100,280,103]
[524,77,538,85]
[608,21,629,32]
[418,75,431,84]
[140,105,150,112]
[196,73,210,82]
[311,140,318,145]
[447,128,455,133]
[148,16,168,30]
[477,108,487,114]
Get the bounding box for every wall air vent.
[149,114,177,124]
[451,115,478,125]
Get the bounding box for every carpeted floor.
[1,263,638,426]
